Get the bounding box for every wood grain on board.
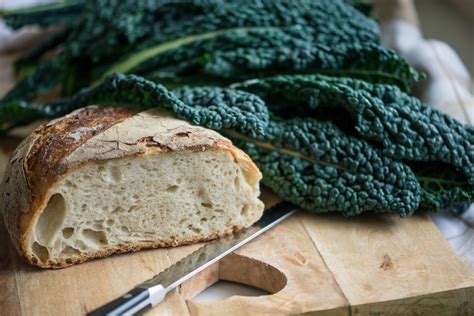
[0,53,473,315]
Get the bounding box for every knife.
[87,201,298,316]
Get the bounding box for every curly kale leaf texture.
[1,0,84,29]
[2,0,423,106]
[139,34,422,91]
[229,119,421,217]
[0,74,269,137]
[233,74,474,211]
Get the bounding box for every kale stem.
[221,129,346,171]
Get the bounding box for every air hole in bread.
[61,246,80,257]
[128,205,139,213]
[166,185,179,193]
[82,229,108,247]
[64,180,77,188]
[111,206,125,215]
[76,241,88,251]
[197,187,214,211]
[234,176,240,189]
[36,193,66,246]
[32,242,49,261]
[188,225,201,234]
[108,166,123,182]
[197,187,208,200]
[241,205,250,216]
[62,227,74,238]
[92,223,103,230]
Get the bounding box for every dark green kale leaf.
[92,0,384,83]
[3,0,395,104]
[232,74,474,211]
[133,26,422,91]
[1,57,66,103]
[0,74,269,137]
[13,28,72,78]
[228,119,421,217]
[1,0,84,29]
[411,162,473,212]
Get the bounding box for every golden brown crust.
[25,106,141,200]
[1,106,140,263]
[1,106,261,269]
[2,136,33,260]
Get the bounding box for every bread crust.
[1,106,261,268]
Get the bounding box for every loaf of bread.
[1,106,264,268]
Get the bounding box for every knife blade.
[87,201,298,316]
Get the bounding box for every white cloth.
[0,0,57,53]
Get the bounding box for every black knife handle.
[87,287,151,316]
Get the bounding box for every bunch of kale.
[1,0,473,216]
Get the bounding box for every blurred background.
[415,0,473,74]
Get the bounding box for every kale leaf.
[0,74,268,137]
[1,0,84,30]
[1,0,421,104]
[232,74,474,211]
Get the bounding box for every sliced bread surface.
[1,106,264,268]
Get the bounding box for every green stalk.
[93,26,280,85]
[0,0,82,16]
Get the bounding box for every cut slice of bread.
[1,106,264,268]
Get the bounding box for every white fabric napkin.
[0,0,58,53]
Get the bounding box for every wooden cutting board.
[1,53,473,315]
